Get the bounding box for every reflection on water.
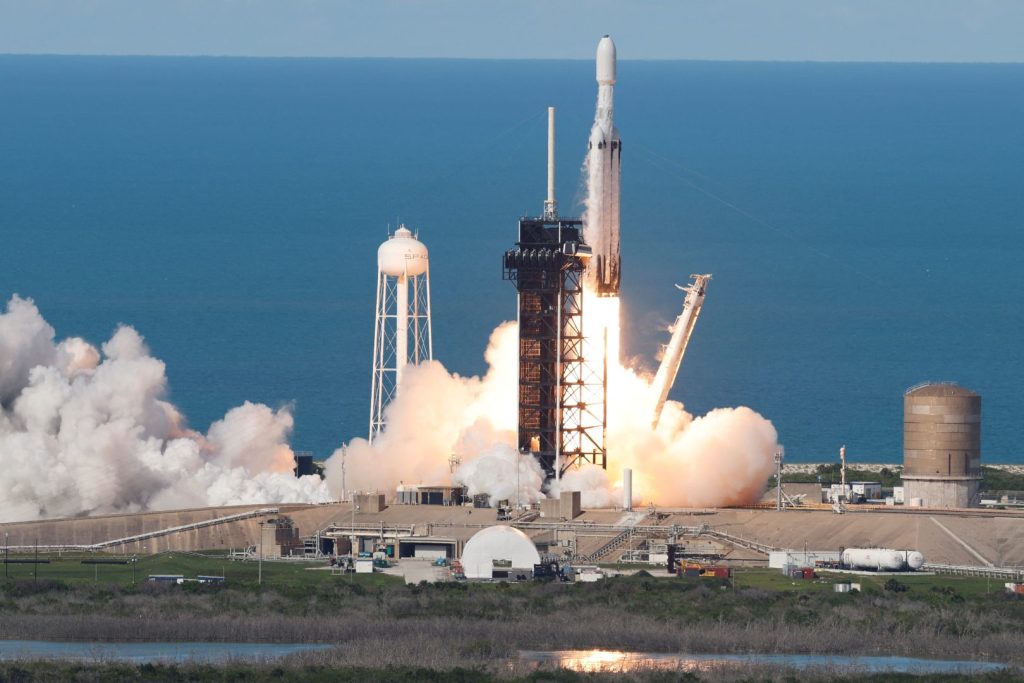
[518,649,1008,675]
[0,641,331,663]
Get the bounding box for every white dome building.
[460,526,541,580]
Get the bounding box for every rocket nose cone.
[596,35,616,85]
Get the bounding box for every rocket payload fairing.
[585,35,622,296]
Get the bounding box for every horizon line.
[1,52,1023,66]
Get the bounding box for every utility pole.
[4,532,8,579]
[33,539,38,584]
[350,503,360,582]
[775,445,785,511]
[840,445,847,499]
[341,446,347,501]
[516,451,521,513]
[258,521,264,586]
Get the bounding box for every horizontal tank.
[378,225,428,278]
[841,548,925,572]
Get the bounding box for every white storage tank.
[841,548,924,572]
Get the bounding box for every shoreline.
[783,463,1024,475]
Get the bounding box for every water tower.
[903,382,981,508]
[369,225,432,441]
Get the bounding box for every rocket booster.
[585,35,622,296]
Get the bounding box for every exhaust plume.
[322,306,777,509]
[0,295,329,522]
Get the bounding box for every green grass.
[661,567,1007,605]
[0,663,500,683]
[0,662,1018,683]
[0,551,401,590]
[979,466,1024,492]
[0,567,1021,669]
[1,554,1004,603]
[782,465,902,487]
[780,464,1024,493]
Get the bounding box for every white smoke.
[0,295,330,522]
[322,309,777,509]
[322,322,522,499]
[549,465,618,509]
[452,444,546,507]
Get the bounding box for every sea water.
[1,56,1021,462]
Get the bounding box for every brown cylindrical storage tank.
[903,382,981,508]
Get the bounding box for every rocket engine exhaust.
[585,35,622,297]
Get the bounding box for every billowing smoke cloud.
[549,465,618,509]
[0,295,329,522]
[452,444,546,507]
[322,310,777,509]
[322,322,524,501]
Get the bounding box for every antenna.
[543,106,557,220]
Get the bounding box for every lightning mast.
[504,107,606,480]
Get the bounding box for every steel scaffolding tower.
[504,217,606,480]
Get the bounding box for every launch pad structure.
[503,215,606,480]
[503,108,607,480]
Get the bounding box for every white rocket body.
[650,275,711,427]
[585,35,622,296]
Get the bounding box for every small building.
[574,565,605,582]
[148,575,184,584]
[768,550,841,572]
[850,482,882,500]
[893,486,905,504]
[539,491,582,519]
[196,575,225,584]
[354,493,387,513]
[260,517,302,558]
[395,485,466,506]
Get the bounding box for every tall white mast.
[544,106,557,220]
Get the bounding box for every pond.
[518,649,1009,675]
[0,641,331,663]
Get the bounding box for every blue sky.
[0,0,1021,62]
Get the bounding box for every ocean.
[1,56,1021,463]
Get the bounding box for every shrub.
[884,578,908,593]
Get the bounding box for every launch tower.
[504,108,607,480]
[370,225,432,442]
